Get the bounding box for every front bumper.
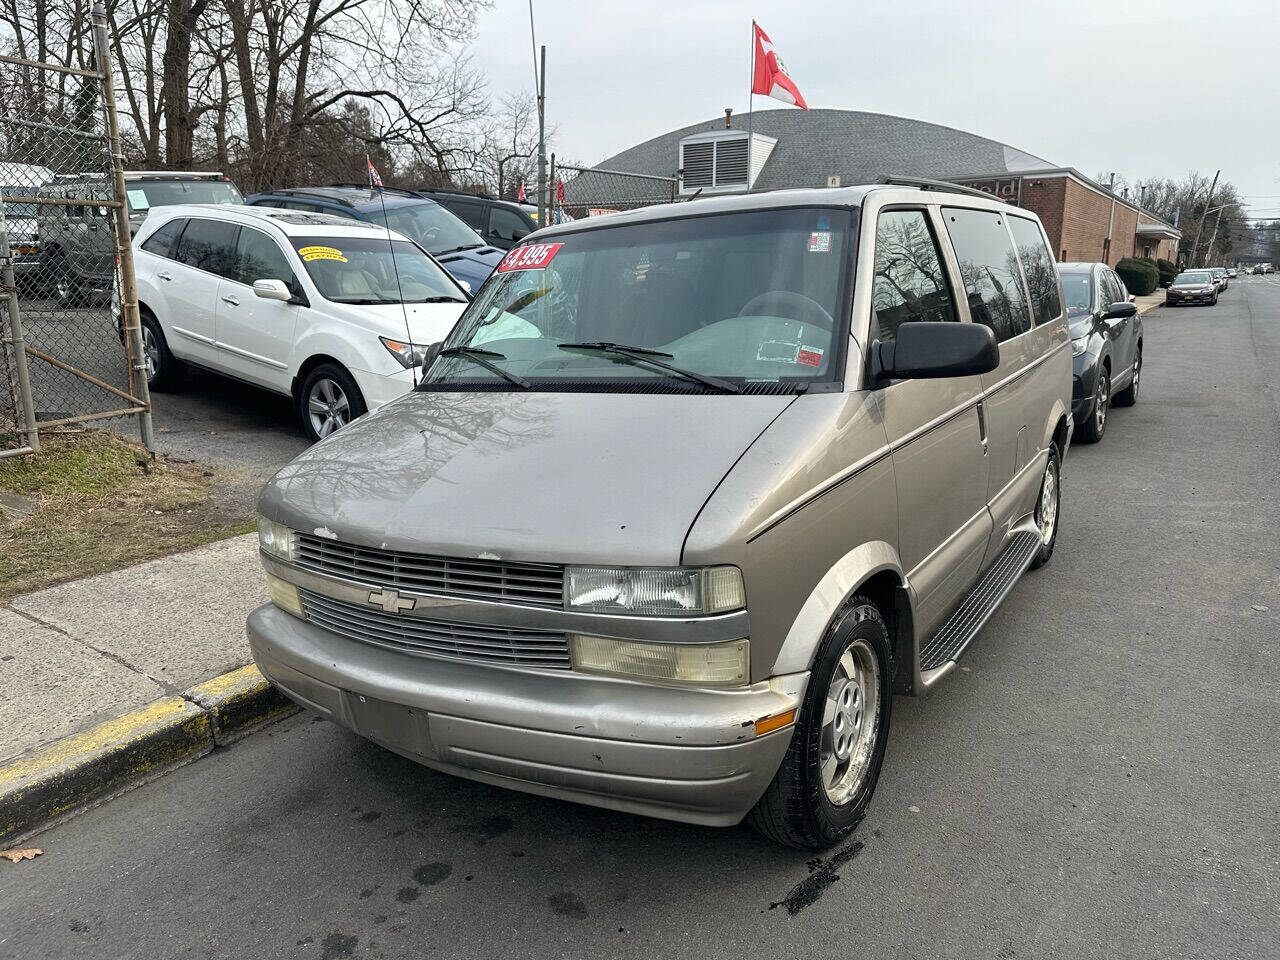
[350,365,419,411]
[1071,352,1098,422]
[248,604,804,826]
[1165,290,1214,305]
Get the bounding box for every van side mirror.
[875,322,999,380]
[421,341,442,370]
[1103,301,1137,320]
[253,279,292,302]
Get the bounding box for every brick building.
[583,108,1180,266]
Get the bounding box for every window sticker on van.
[126,189,150,211]
[807,231,831,253]
[298,245,348,263]
[495,242,563,272]
[796,346,825,367]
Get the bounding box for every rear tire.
[1113,348,1141,407]
[747,597,893,850]
[297,362,367,443]
[1030,443,1061,569]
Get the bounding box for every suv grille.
[293,534,565,608]
[301,591,571,669]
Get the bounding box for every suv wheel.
[1113,349,1141,407]
[1078,368,1109,443]
[747,597,893,850]
[298,363,367,442]
[140,312,185,390]
[1030,442,1061,569]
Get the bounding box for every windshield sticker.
[298,245,347,263]
[126,189,150,211]
[757,340,800,364]
[807,231,831,253]
[797,346,825,367]
[495,242,564,273]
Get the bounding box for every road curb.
[0,664,297,846]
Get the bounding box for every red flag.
[555,178,566,204]
[751,23,809,110]
[516,181,527,203]
[366,155,383,189]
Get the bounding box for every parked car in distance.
[1165,270,1218,306]
[1059,262,1142,443]
[244,185,504,292]
[249,183,1073,850]
[414,190,539,251]
[1209,267,1228,292]
[2,162,53,293]
[39,170,241,306]
[132,204,468,441]
[1227,267,1238,279]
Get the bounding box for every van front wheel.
[747,597,893,850]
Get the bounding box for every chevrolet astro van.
[249,181,1073,850]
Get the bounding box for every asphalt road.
[3,278,1278,960]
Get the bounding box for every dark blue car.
[243,185,504,292]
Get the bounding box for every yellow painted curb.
[184,663,298,746]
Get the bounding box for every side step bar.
[918,528,1043,690]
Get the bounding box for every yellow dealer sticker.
[298,245,347,263]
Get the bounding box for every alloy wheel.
[1095,373,1109,434]
[1131,355,1141,400]
[141,325,160,381]
[1037,457,1059,545]
[307,378,350,438]
[820,637,881,806]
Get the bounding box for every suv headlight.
[569,635,749,687]
[564,565,745,616]
[1071,336,1089,357]
[258,516,296,562]
[380,336,437,369]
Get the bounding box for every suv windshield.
[369,202,483,256]
[1061,273,1092,318]
[1175,272,1212,284]
[425,207,853,392]
[125,179,242,214]
[289,236,464,304]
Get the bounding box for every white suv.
[132,204,469,440]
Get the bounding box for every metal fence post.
[0,199,40,454]
[91,1,155,455]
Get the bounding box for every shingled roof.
[593,108,1057,190]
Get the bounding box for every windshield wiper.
[556,341,740,394]
[434,243,485,255]
[435,346,530,388]
[417,295,468,303]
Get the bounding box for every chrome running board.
[918,527,1043,689]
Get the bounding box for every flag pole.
[746,19,755,194]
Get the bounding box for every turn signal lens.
[568,635,749,687]
[266,573,305,619]
[754,709,797,737]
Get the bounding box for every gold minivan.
[250,179,1073,849]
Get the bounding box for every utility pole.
[1105,172,1117,264]
[1191,169,1220,268]
[536,45,546,224]
[1203,205,1228,267]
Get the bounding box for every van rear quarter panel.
[682,391,898,683]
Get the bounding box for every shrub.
[1115,257,1159,296]
[1156,258,1178,288]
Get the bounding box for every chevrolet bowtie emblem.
[369,588,415,613]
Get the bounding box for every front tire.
[747,597,893,850]
[1077,367,1109,443]
[1030,442,1061,569]
[1113,348,1141,407]
[298,362,367,442]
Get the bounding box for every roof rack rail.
[270,187,358,208]
[327,182,418,198]
[878,175,1006,202]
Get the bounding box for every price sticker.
[495,242,564,273]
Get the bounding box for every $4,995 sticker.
[495,242,564,272]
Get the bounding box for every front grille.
[294,535,564,609]
[301,590,572,669]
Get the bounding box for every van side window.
[870,209,958,340]
[140,218,187,259]
[942,207,1032,342]
[489,207,530,243]
[1007,216,1062,325]
[1104,269,1127,304]
[235,226,296,290]
[175,218,240,279]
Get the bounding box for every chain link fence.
[0,6,152,458]
[550,162,679,222]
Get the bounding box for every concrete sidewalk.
[0,534,294,843]
[1134,291,1164,315]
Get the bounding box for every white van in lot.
[132,205,469,440]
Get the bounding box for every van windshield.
[290,236,464,304]
[368,202,483,256]
[125,179,242,214]
[425,207,853,392]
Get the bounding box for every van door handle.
[976,400,989,454]
[221,294,240,307]
[156,271,172,282]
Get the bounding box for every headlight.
[569,634,749,686]
[266,573,305,618]
[380,336,437,369]
[564,565,745,616]
[1071,336,1089,357]
[258,516,295,561]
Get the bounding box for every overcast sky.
[469,0,1280,216]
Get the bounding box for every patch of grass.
[0,431,254,600]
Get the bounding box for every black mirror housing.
[1103,301,1138,320]
[876,322,1000,380]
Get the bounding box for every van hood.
[431,245,503,291]
[338,300,466,345]
[260,391,795,565]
